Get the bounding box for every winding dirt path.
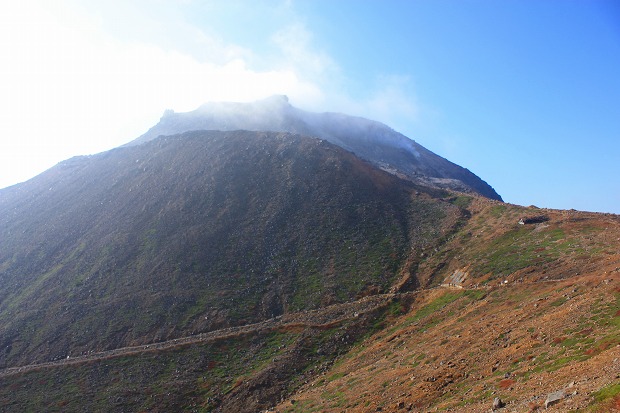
[0,293,396,378]
[0,278,570,380]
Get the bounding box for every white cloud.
[271,23,336,79]
[0,1,325,189]
[0,0,421,189]
[363,75,420,129]
[322,75,420,135]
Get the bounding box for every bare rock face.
[129,95,502,200]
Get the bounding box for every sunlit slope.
[274,200,620,413]
[275,277,619,412]
[416,199,620,287]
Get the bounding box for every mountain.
[0,109,619,412]
[129,96,502,201]
[0,130,462,369]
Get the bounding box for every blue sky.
[1,1,619,213]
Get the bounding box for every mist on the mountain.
[131,96,502,201]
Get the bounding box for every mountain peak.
[131,97,502,200]
[261,94,289,105]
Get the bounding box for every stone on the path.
[492,397,504,410]
[544,390,565,409]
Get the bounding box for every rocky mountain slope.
[1,194,618,412]
[0,110,618,412]
[0,130,461,369]
[129,96,501,200]
[273,200,620,413]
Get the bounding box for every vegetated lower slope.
[273,199,620,413]
[0,194,618,412]
[0,130,462,369]
[129,95,502,200]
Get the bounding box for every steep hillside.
[0,130,462,369]
[273,201,620,413]
[129,96,502,200]
[1,196,618,412]
[1,109,617,412]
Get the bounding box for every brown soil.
[274,274,619,412]
[270,202,620,413]
[2,197,619,412]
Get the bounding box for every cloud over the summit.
[0,0,419,190]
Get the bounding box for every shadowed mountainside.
[0,130,462,369]
[129,96,501,200]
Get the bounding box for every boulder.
[544,390,565,409]
[492,397,505,410]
